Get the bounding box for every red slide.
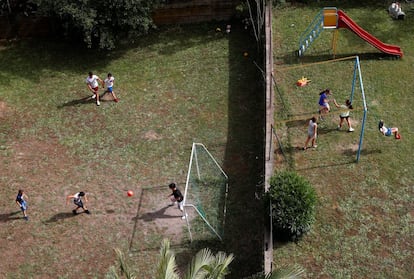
[337,10,403,58]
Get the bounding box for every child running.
[15,189,29,221]
[66,191,90,215]
[86,71,104,106]
[104,73,119,102]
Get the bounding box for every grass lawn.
[0,22,264,278]
[272,2,413,278]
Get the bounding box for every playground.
[272,3,413,277]
[0,2,413,278]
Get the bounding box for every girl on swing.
[379,120,401,139]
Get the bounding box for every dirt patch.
[142,130,163,141]
[0,103,185,278]
[0,101,10,118]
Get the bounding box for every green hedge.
[267,171,317,240]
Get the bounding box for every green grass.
[0,22,264,278]
[273,2,414,278]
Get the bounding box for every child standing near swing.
[318,89,332,120]
[303,116,318,150]
[333,99,354,132]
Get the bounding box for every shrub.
[267,171,317,240]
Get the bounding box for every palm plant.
[107,239,304,279]
[245,264,305,279]
[107,239,234,279]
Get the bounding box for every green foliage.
[108,239,234,279]
[267,171,317,240]
[244,264,305,279]
[33,0,158,49]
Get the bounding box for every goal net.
[183,143,228,242]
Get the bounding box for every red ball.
[127,190,134,197]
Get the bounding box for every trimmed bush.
[267,171,317,240]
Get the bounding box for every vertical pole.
[357,109,367,163]
[350,57,358,104]
[183,143,196,242]
[331,29,338,58]
[6,0,12,13]
[355,56,367,163]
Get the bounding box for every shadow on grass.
[146,22,266,278]
[134,205,181,222]
[0,24,225,87]
[353,148,382,156]
[276,52,400,66]
[57,96,95,108]
[296,160,355,171]
[0,211,22,222]
[45,212,79,223]
[317,127,339,135]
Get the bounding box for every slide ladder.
[298,8,337,57]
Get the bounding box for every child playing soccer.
[86,71,104,106]
[167,183,187,219]
[66,191,90,215]
[104,73,119,102]
[15,189,29,221]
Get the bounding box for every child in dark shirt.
[167,183,187,219]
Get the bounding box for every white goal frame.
[182,142,229,242]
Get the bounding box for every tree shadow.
[277,51,399,66]
[0,211,22,222]
[0,22,229,90]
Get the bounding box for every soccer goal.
[183,143,228,242]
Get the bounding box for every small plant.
[267,171,317,240]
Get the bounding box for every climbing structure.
[298,7,403,58]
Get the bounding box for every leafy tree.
[33,0,158,49]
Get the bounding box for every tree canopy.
[33,0,159,49]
